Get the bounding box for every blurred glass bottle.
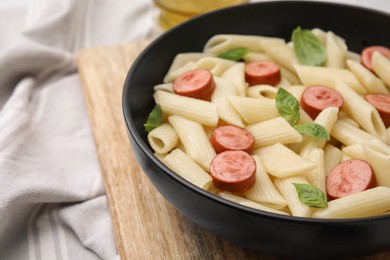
[154,0,248,30]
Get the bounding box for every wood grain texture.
[77,41,389,260]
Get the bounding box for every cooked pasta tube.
[221,63,247,96]
[246,117,303,148]
[244,155,287,209]
[274,176,314,217]
[246,85,277,99]
[325,31,347,69]
[228,95,279,124]
[203,34,265,54]
[254,143,316,178]
[163,148,212,189]
[260,37,297,73]
[218,192,289,215]
[341,144,366,161]
[324,144,343,175]
[164,52,213,80]
[362,140,390,187]
[154,90,218,126]
[372,51,390,87]
[299,107,339,156]
[312,187,390,219]
[164,57,236,82]
[168,115,216,171]
[294,64,367,95]
[211,77,244,127]
[147,123,179,154]
[243,51,272,63]
[346,59,389,95]
[335,80,387,140]
[302,148,325,193]
[331,119,380,146]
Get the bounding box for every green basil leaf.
[275,88,300,125]
[144,104,162,132]
[292,27,326,66]
[293,183,328,208]
[294,123,330,140]
[218,47,248,61]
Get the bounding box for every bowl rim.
[123,0,390,224]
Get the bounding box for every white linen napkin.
[0,0,161,259]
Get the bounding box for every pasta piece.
[147,123,179,154]
[284,85,306,101]
[362,140,390,187]
[324,144,343,175]
[302,148,325,193]
[335,80,387,140]
[311,28,327,44]
[294,64,367,95]
[274,176,314,217]
[246,85,277,99]
[243,51,272,63]
[228,95,279,124]
[163,148,212,189]
[346,59,389,95]
[244,155,287,209]
[154,90,218,126]
[341,144,366,161]
[325,31,347,69]
[221,63,247,96]
[164,52,213,81]
[218,192,289,215]
[211,77,244,127]
[153,83,173,92]
[372,51,390,87]
[338,110,360,128]
[168,115,216,171]
[255,143,316,178]
[346,51,361,63]
[280,67,301,85]
[312,187,390,219]
[331,119,380,146]
[299,107,339,156]
[164,57,236,82]
[276,77,291,88]
[246,117,303,148]
[203,34,265,54]
[260,37,297,73]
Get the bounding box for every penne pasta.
[244,155,287,209]
[147,123,179,154]
[164,52,213,80]
[203,34,265,54]
[302,148,326,193]
[335,80,387,141]
[331,119,380,146]
[323,144,343,175]
[168,115,216,171]
[221,62,248,96]
[362,140,390,187]
[260,37,297,73]
[372,51,390,87]
[341,144,366,161]
[163,148,212,189]
[325,31,347,69]
[154,90,219,126]
[246,117,303,148]
[255,143,316,178]
[246,85,277,99]
[312,187,390,219]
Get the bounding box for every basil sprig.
[292,27,326,66]
[276,88,330,140]
[144,104,162,132]
[218,47,248,61]
[293,183,328,208]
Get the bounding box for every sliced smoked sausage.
[365,93,390,127]
[300,85,344,120]
[361,46,390,72]
[326,159,375,200]
[210,125,254,154]
[245,61,281,86]
[173,69,215,100]
[210,150,256,193]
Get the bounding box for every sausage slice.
[300,85,344,120]
[365,93,390,127]
[210,125,254,154]
[245,61,281,86]
[210,150,256,193]
[361,46,390,72]
[326,159,375,200]
[173,69,215,100]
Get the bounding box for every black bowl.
[123,1,390,258]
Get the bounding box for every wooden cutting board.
[76,41,389,260]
